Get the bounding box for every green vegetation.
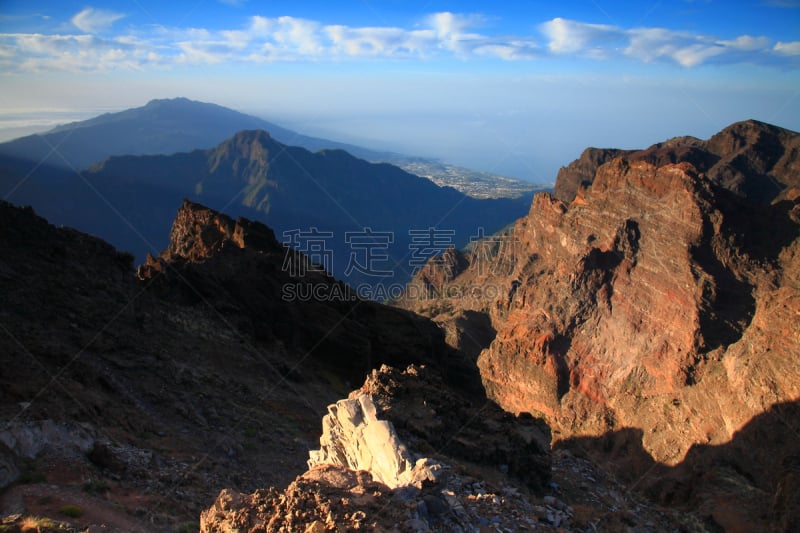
[58,504,84,518]
[174,522,200,533]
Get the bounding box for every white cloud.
[720,35,771,51]
[0,12,796,74]
[543,18,786,68]
[71,8,125,34]
[540,18,620,55]
[774,41,800,55]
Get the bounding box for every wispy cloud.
[0,11,796,73]
[541,18,795,68]
[540,18,620,56]
[71,8,126,33]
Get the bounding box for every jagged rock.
[135,199,457,384]
[309,364,551,492]
[554,119,800,205]
[201,365,554,532]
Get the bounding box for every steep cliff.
[397,120,800,530]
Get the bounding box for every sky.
[0,0,799,182]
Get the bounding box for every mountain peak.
[139,198,280,272]
[145,96,195,106]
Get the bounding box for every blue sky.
[1,0,799,182]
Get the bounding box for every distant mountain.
[0,97,399,171]
[0,97,545,199]
[1,129,533,291]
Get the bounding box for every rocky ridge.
[396,120,800,531]
[554,119,800,205]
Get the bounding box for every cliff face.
[397,120,800,529]
[478,158,800,449]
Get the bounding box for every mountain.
[0,199,699,532]
[0,198,457,530]
[396,119,800,531]
[0,97,398,171]
[0,97,544,198]
[1,129,533,289]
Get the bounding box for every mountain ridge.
[554,118,800,205]
[0,97,400,170]
[2,127,533,288]
[0,97,542,198]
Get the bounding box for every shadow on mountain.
[0,129,533,291]
[556,399,800,532]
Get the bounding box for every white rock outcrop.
[308,393,439,489]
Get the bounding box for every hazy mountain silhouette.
[1,129,532,290]
[0,97,400,171]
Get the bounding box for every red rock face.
[478,156,800,463]
[397,121,800,526]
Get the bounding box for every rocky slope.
[0,198,461,531]
[0,199,698,533]
[397,120,800,531]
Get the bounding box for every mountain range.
[0,97,396,170]
[0,97,542,199]
[0,99,537,289]
[1,117,799,531]
[0,131,532,290]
